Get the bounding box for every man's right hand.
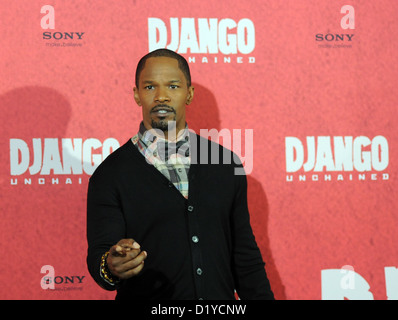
[107,238,147,280]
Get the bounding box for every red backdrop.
[1,0,397,300]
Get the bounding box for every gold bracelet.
[100,251,120,285]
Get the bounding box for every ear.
[186,86,194,105]
[133,87,141,106]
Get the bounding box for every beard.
[150,105,177,132]
[151,117,176,132]
[151,118,176,131]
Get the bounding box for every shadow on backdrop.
[0,86,78,298]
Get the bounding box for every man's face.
[133,57,194,137]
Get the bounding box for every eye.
[144,85,154,90]
[169,84,179,89]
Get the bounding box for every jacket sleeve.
[230,164,274,300]
[86,164,126,291]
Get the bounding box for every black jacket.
[86,133,274,300]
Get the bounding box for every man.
[86,49,274,300]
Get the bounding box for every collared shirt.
[131,122,190,199]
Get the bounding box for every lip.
[151,105,174,112]
[152,110,173,117]
[151,105,175,117]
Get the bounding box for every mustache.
[151,104,176,113]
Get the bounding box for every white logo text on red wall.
[285,136,389,182]
[148,18,256,64]
[9,138,120,186]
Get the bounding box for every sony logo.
[40,5,85,41]
[315,34,354,42]
[42,32,85,40]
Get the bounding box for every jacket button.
[192,236,199,243]
[187,205,194,212]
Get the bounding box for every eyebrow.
[142,80,182,84]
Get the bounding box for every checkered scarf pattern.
[131,122,190,199]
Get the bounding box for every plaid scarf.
[131,122,190,199]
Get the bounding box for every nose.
[154,86,170,103]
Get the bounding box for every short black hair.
[135,49,191,88]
